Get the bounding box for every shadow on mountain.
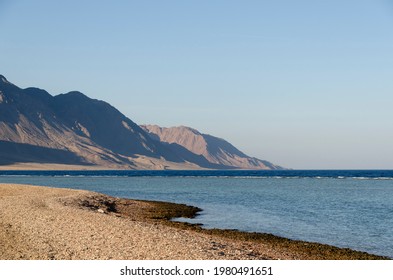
[0,141,90,166]
[165,142,235,169]
[202,134,247,158]
[52,92,184,162]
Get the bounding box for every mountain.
[0,75,282,170]
[141,125,283,170]
[0,75,189,169]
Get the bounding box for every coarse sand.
[0,184,388,260]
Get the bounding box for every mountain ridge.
[141,124,282,170]
[0,75,283,170]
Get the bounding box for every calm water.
[1,170,392,258]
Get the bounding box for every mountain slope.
[141,125,283,170]
[0,75,191,169]
[0,74,282,170]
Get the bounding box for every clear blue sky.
[1,0,393,169]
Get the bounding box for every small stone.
[97,209,105,214]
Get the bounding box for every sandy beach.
[0,184,387,260]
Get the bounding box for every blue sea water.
[0,170,392,258]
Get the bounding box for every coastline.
[0,183,389,260]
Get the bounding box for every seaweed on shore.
[74,194,390,260]
[141,200,202,220]
[142,201,390,260]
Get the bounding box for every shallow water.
[1,170,392,258]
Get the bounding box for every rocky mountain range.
[0,75,282,170]
[141,125,280,170]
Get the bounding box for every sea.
[0,169,392,259]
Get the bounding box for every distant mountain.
[0,75,187,169]
[141,125,283,170]
[0,75,282,170]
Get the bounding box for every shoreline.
[87,195,389,260]
[0,183,389,260]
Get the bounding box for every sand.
[0,184,270,260]
[0,184,388,260]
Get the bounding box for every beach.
[0,184,387,260]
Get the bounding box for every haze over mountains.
[0,75,282,170]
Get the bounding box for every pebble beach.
[0,184,387,260]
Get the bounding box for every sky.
[1,0,393,169]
